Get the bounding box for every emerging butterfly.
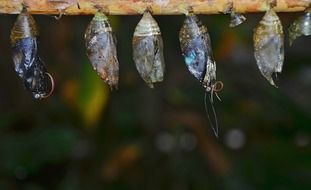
[132,10,165,88]
[179,11,223,137]
[10,7,54,99]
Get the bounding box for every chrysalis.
[10,8,54,99]
[132,10,165,88]
[85,11,119,90]
[179,13,222,137]
[288,9,311,46]
[253,9,284,87]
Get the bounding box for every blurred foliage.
[0,12,310,190]
[62,61,109,128]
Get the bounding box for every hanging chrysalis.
[179,11,223,137]
[224,2,246,27]
[288,8,311,46]
[10,7,54,99]
[132,10,165,88]
[85,11,119,90]
[253,5,284,87]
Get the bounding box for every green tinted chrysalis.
[85,12,119,90]
[10,8,54,99]
[132,10,165,88]
[179,13,217,90]
[253,9,284,87]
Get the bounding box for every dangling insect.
[132,10,165,88]
[179,13,218,94]
[288,8,311,46]
[10,7,54,99]
[85,11,119,90]
[224,2,246,27]
[179,12,223,137]
[253,8,284,87]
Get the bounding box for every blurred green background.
[0,12,310,190]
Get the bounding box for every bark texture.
[0,0,309,15]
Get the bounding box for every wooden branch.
[0,0,310,15]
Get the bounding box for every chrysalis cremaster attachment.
[85,12,119,90]
[10,9,54,99]
[288,9,311,46]
[253,9,284,87]
[132,10,165,88]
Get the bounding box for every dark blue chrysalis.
[10,8,54,99]
[179,13,222,137]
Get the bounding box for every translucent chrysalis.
[132,10,165,88]
[253,8,284,87]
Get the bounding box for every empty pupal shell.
[179,13,216,91]
[11,9,54,99]
[47,0,77,11]
[132,11,165,88]
[288,11,311,46]
[229,12,246,27]
[253,9,284,87]
[223,2,246,28]
[85,12,119,90]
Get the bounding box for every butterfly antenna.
[204,91,219,138]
